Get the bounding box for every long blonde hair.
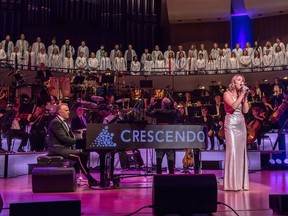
[227,74,245,92]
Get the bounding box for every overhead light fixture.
[276,159,282,165]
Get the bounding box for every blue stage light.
[269,159,276,165]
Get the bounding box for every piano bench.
[32,167,76,193]
[37,155,65,167]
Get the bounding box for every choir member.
[47,38,59,57]
[110,44,120,67]
[223,43,231,65]
[239,49,252,72]
[198,43,208,61]
[252,50,262,72]
[124,44,137,71]
[96,44,105,62]
[206,54,216,74]
[37,47,49,69]
[140,48,150,68]
[10,46,22,70]
[245,42,253,56]
[175,51,186,75]
[88,52,99,72]
[228,52,239,73]
[23,46,36,70]
[151,45,163,62]
[32,37,45,55]
[62,52,74,73]
[185,51,197,74]
[75,51,87,71]
[187,44,197,60]
[253,40,263,59]
[216,50,227,74]
[196,53,206,74]
[262,49,273,71]
[1,35,14,60]
[232,43,243,60]
[60,39,75,59]
[77,41,89,59]
[15,34,29,56]
[154,54,165,75]
[163,45,175,61]
[0,44,7,61]
[263,41,273,56]
[176,45,187,59]
[273,45,285,71]
[210,42,220,60]
[130,56,141,75]
[143,54,154,75]
[99,51,111,71]
[273,37,285,54]
[165,52,175,75]
[113,51,126,72]
[48,48,62,70]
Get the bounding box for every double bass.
[247,119,261,144]
[269,99,288,124]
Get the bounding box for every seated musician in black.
[197,106,215,150]
[47,104,99,187]
[146,97,179,174]
[210,95,226,149]
[71,106,87,139]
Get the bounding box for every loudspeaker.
[10,200,81,216]
[0,194,3,214]
[269,194,288,214]
[32,167,76,193]
[153,174,217,215]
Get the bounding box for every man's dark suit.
[71,115,86,131]
[48,115,77,157]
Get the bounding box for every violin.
[247,119,261,144]
[269,99,288,124]
[182,149,194,167]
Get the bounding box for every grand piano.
[84,123,207,188]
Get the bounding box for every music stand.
[101,75,114,84]
[73,76,85,85]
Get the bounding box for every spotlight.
[283,159,288,165]
[269,159,276,165]
[276,159,282,165]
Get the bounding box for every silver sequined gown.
[224,95,249,191]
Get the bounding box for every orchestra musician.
[146,97,179,174]
[47,104,99,187]
[71,106,87,139]
[223,74,249,191]
[247,106,264,150]
[197,106,215,150]
[28,105,49,151]
[1,99,30,152]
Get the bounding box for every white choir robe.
[32,42,45,55]
[216,56,227,74]
[175,57,186,75]
[165,58,175,75]
[285,50,288,69]
[196,58,206,74]
[75,56,87,70]
[143,60,154,75]
[176,51,187,60]
[114,57,126,72]
[130,61,141,75]
[273,42,285,54]
[210,48,220,60]
[245,47,253,57]
[16,39,29,55]
[140,53,150,67]
[47,45,60,57]
[109,49,120,65]
[77,46,89,59]
[10,52,22,69]
[185,57,197,74]
[239,55,252,72]
[273,52,285,70]
[96,49,105,62]
[100,57,111,71]
[252,57,262,72]
[228,57,239,73]
[263,47,273,55]
[62,57,74,72]
[232,48,243,60]
[187,49,197,60]
[49,54,62,70]
[151,50,163,62]
[262,54,273,71]
[253,47,263,59]
[88,57,99,72]
[198,50,208,61]
[124,49,137,63]
[164,50,175,61]
[0,49,7,61]
[60,45,75,59]
[23,51,36,70]
[37,53,49,67]
[223,48,231,65]
[1,40,14,59]
[206,60,216,74]
[154,60,165,75]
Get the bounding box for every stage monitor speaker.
[9,200,81,216]
[153,174,217,215]
[0,194,3,214]
[269,194,288,214]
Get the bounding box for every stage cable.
[217,201,239,216]
[125,204,154,216]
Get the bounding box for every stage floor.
[0,170,287,215]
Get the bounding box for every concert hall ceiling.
[167,0,288,23]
